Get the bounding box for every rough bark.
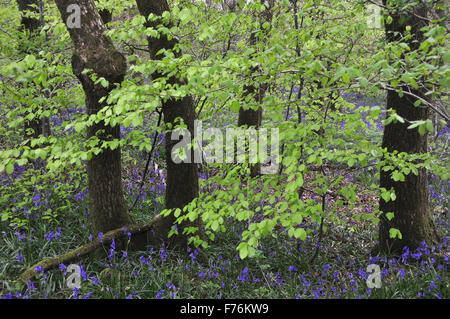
[54,0,133,236]
[378,1,441,254]
[135,0,199,249]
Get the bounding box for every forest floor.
[0,159,448,299]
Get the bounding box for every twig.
[129,109,163,211]
[0,26,12,37]
[310,165,327,263]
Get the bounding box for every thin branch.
[129,109,163,212]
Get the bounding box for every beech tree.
[378,0,442,253]
[237,0,274,177]
[53,0,133,236]
[135,0,199,248]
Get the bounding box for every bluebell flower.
[333,271,339,281]
[73,287,79,299]
[238,267,248,282]
[160,247,167,261]
[60,263,67,273]
[44,232,55,242]
[90,276,100,286]
[139,256,148,265]
[34,265,43,274]
[156,289,164,299]
[83,292,92,299]
[79,265,87,280]
[56,227,62,241]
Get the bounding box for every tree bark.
[135,0,199,249]
[54,0,133,236]
[237,0,274,177]
[378,1,441,254]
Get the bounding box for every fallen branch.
[18,215,164,283]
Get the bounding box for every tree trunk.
[17,0,43,140]
[135,0,199,248]
[54,0,133,236]
[237,0,274,177]
[378,1,441,254]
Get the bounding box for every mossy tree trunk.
[237,0,274,177]
[135,0,199,249]
[54,0,133,236]
[378,0,441,254]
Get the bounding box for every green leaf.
[443,51,450,64]
[5,162,14,175]
[294,228,306,241]
[425,119,434,133]
[381,189,391,203]
[342,72,350,84]
[211,220,219,231]
[359,77,369,88]
[98,78,109,88]
[230,101,240,113]
[392,171,405,182]
[390,191,396,201]
[390,79,398,88]
[1,212,9,221]
[418,123,426,136]
[347,158,355,167]
[24,55,36,68]
[238,242,248,259]
[389,228,402,239]
[407,121,424,130]
[109,139,119,150]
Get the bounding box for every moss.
[18,217,167,283]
